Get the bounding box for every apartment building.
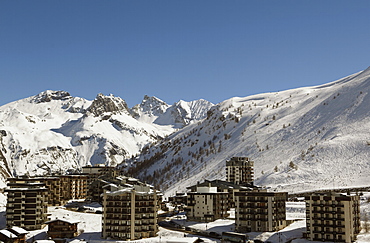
[186,180,246,213]
[102,179,160,241]
[226,157,254,185]
[304,192,360,243]
[8,177,61,206]
[59,175,88,202]
[5,182,48,230]
[186,180,246,222]
[235,189,287,232]
[82,165,121,202]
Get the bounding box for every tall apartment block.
[235,189,287,232]
[102,179,160,241]
[226,157,254,185]
[5,182,48,230]
[304,192,360,243]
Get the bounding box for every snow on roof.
[10,226,28,235]
[34,240,55,243]
[45,218,80,224]
[0,230,17,239]
[164,238,201,243]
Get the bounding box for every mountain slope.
[125,67,370,197]
[0,91,212,187]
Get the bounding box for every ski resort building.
[226,157,254,185]
[304,192,360,243]
[5,182,48,230]
[186,180,246,222]
[102,178,161,241]
[235,188,287,233]
[45,218,80,239]
[0,226,28,243]
[7,177,62,206]
[59,175,88,202]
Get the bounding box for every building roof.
[10,226,28,235]
[0,230,17,239]
[187,179,253,191]
[45,218,80,225]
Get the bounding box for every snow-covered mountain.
[0,91,213,187]
[125,67,370,198]
[132,96,214,128]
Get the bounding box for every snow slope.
[125,67,370,198]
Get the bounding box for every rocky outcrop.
[31,90,71,103]
[86,93,131,117]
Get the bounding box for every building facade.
[186,180,245,222]
[45,219,79,239]
[226,157,254,185]
[187,186,229,222]
[5,182,48,230]
[59,175,88,202]
[305,192,360,243]
[235,189,287,232]
[102,180,160,241]
[8,177,62,206]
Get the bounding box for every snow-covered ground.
[0,197,370,243]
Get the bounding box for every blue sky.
[1,1,370,107]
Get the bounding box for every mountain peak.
[31,90,71,104]
[86,93,130,117]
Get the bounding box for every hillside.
[125,67,370,198]
[0,91,213,187]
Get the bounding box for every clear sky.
[1,1,370,107]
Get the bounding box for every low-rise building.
[45,219,79,239]
[0,226,28,243]
[226,157,254,185]
[304,192,360,243]
[235,188,287,232]
[5,182,48,230]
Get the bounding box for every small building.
[235,188,287,233]
[45,219,79,239]
[226,157,254,185]
[304,192,360,243]
[0,226,28,243]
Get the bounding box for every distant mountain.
[132,96,214,128]
[125,67,370,198]
[0,91,213,187]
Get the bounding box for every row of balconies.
[311,230,346,234]
[310,203,345,207]
[311,222,345,228]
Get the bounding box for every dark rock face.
[31,90,71,103]
[87,93,130,117]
